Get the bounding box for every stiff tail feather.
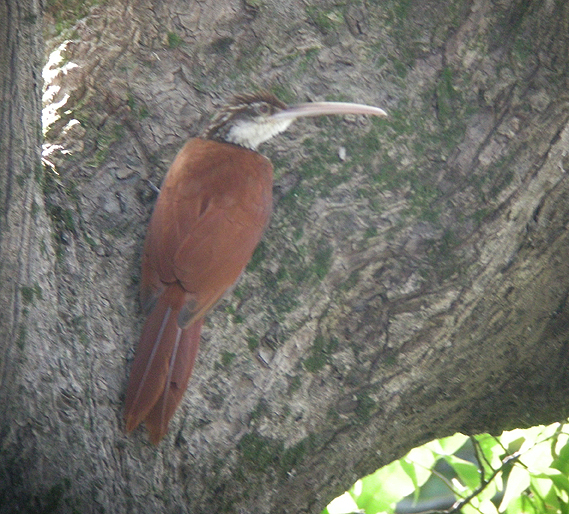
[124,290,203,443]
[144,319,203,444]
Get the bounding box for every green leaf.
[499,464,531,511]
[400,455,433,504]
[423,433,469,457]
[553,437,569,475]
[461,502,481,514]
[468,496,500,514]
[500,428,529,453]
[514,425,559,472]
[355,460,415,514]
[504,494,537,514]
[520,441,554,472]
[530,475,560,512]
[476,471,502,502]
[535,468,569,495]
[402,446,436,488]
[539,422,563,442]
[437,433,469,455]
[512,424,559,456]
[479,498,500,514]
[327,492,361,514]
[475,434,506,471]
[530,475,553,499]
[444,454,481,490]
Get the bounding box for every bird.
[124,91,387,443]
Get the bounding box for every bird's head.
[202,91,387,151]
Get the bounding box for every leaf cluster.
[325,423,569,514]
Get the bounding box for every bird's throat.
[225,117,294,150]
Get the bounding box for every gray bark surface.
[2,0,569,512]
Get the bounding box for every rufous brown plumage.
[124,91,387,443]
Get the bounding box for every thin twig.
[471,436,487,484]
[418,449,522,514]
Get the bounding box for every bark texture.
[2,0,569,512]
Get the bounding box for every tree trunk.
[2,0,569,512]
[0,0,62,508]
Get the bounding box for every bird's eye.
[258,103,270,114]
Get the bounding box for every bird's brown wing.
[141,138,273,322]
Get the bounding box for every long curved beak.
[272,101,388,121]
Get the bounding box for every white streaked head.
[203,91,387,151]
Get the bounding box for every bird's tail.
[124,288,203,444]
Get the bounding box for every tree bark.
[0,0,62,508]
[2,0,569,512]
